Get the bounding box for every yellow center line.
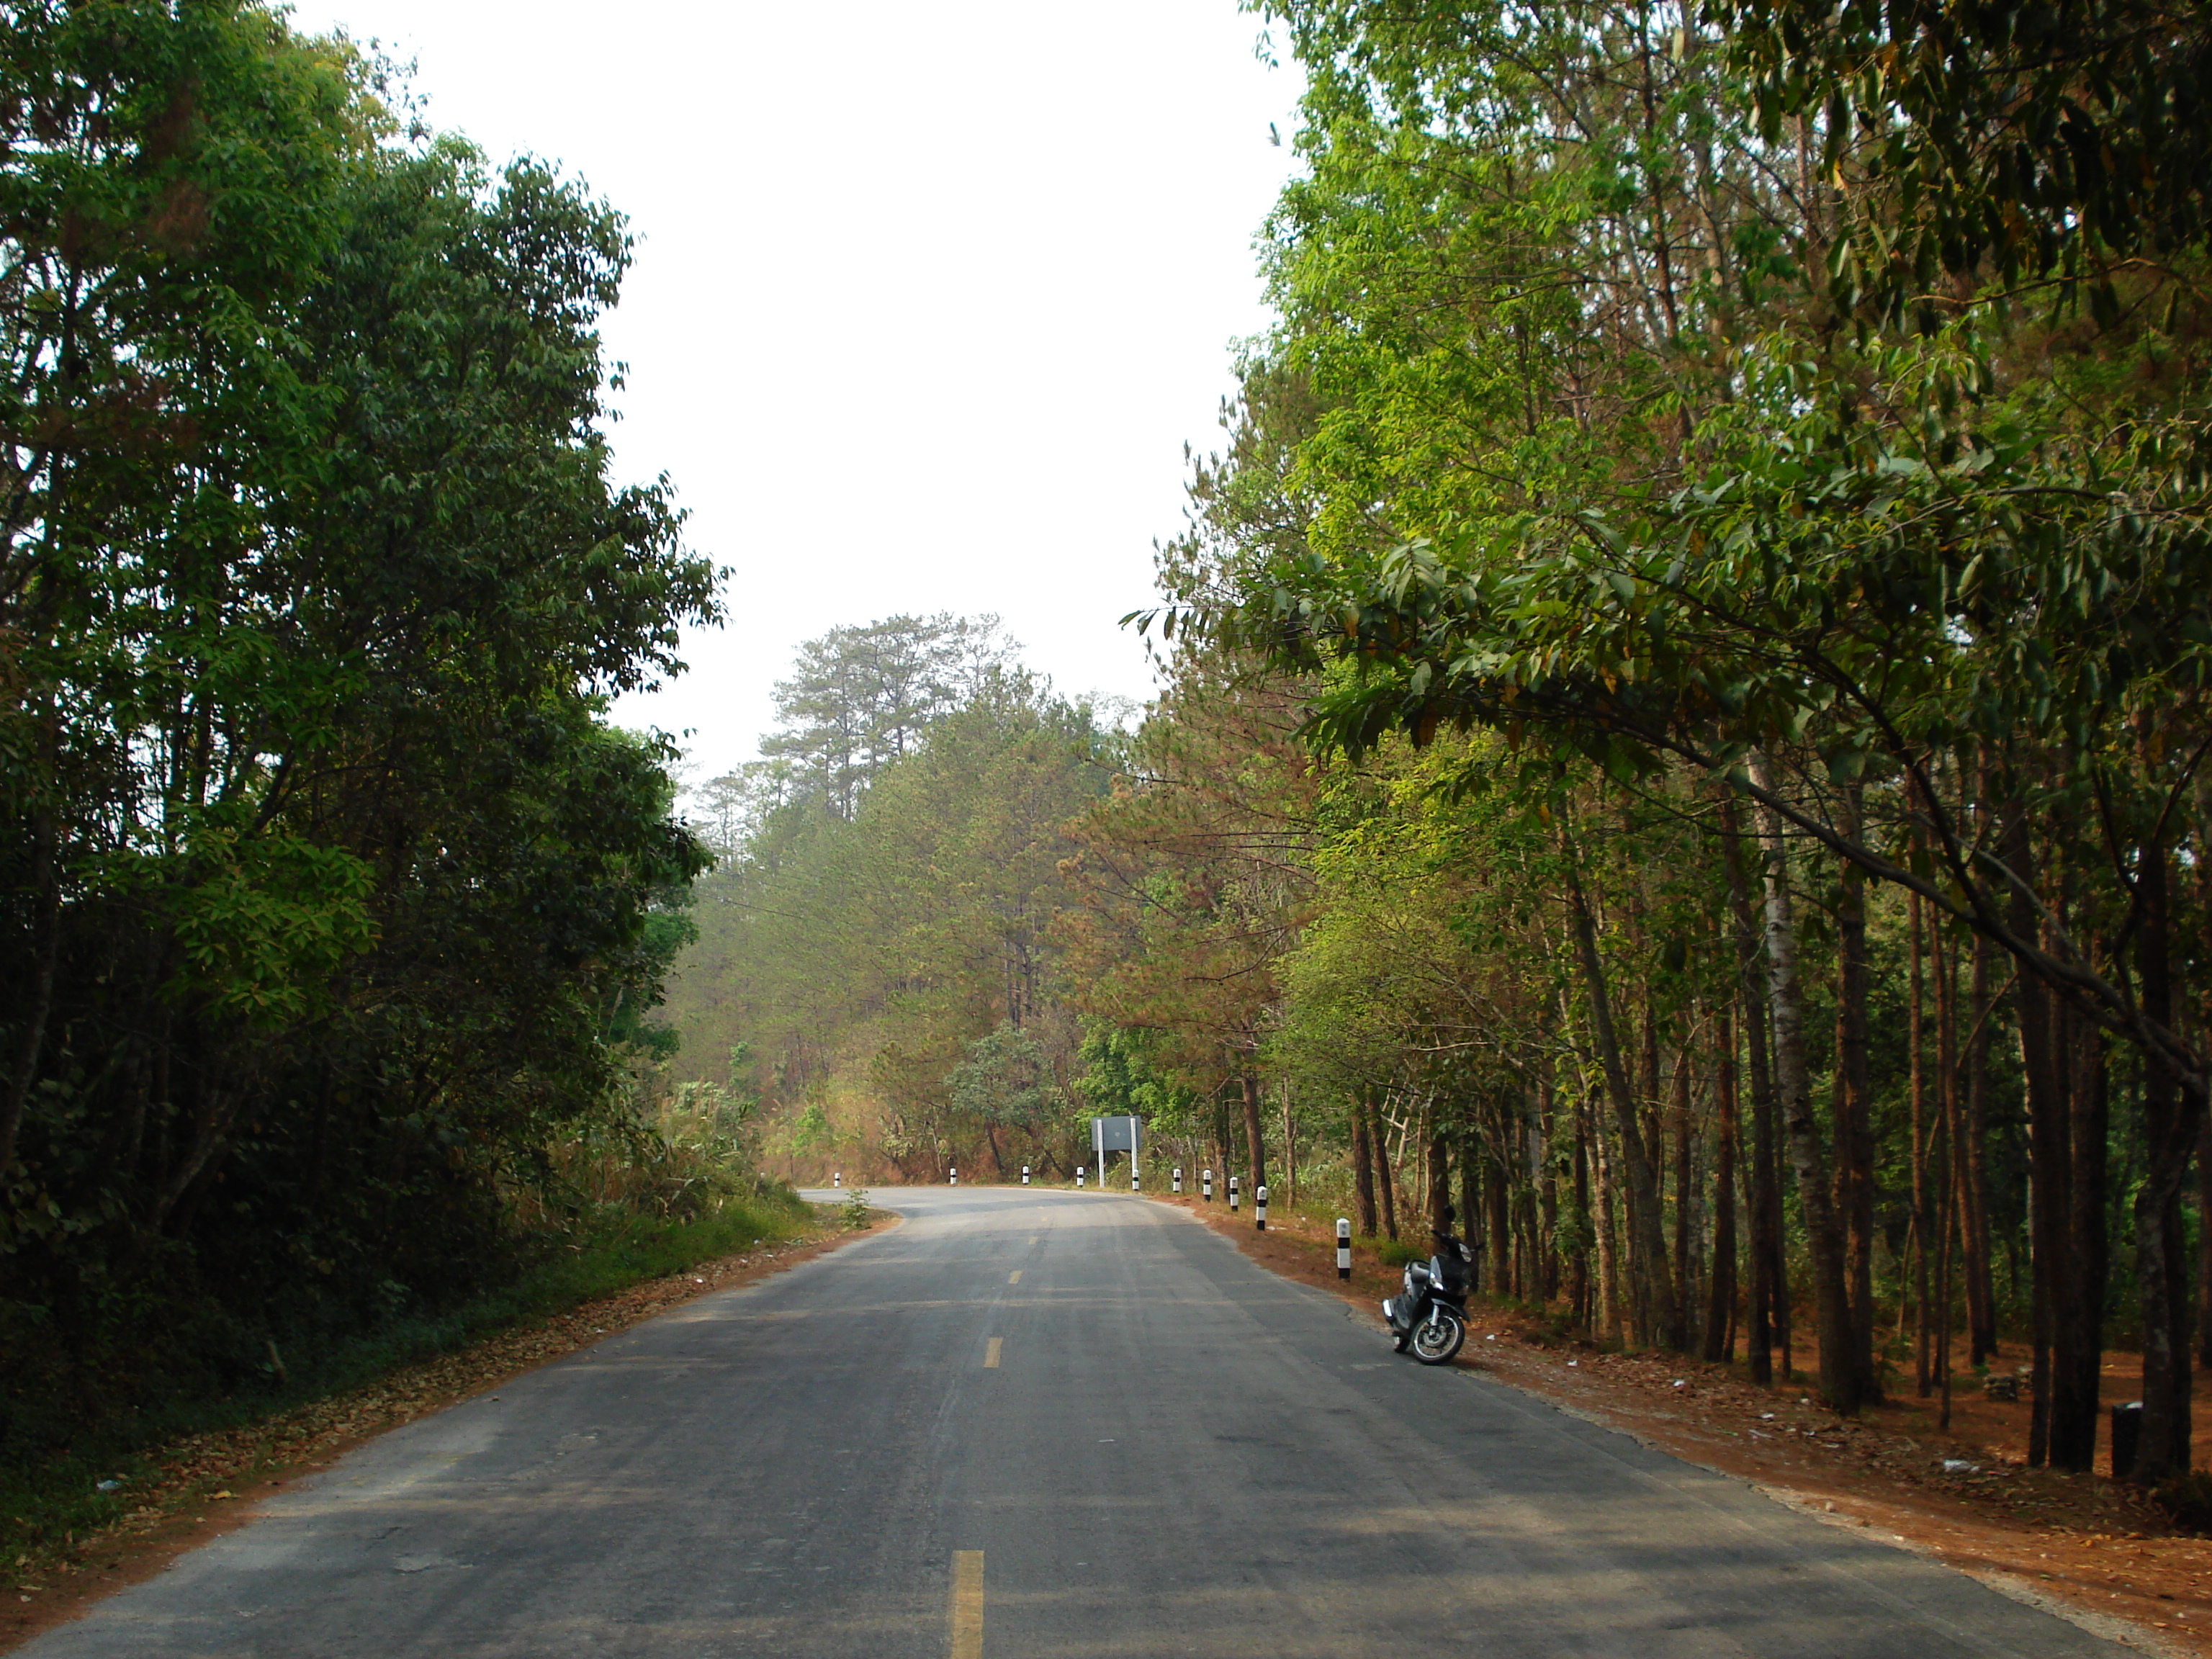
[950,1550,984,1658]
[1007,1270,1022,1284]
[983,1337,1002,1368]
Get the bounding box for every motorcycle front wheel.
[1411,1309,1466,1365]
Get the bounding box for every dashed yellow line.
[1007,1269,1022,1285]
[951,1550,984,1658]
[983,1337,1002,1369]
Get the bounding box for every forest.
[0,0,774,1481]
[660,0,2212,1500]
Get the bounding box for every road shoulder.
[1148,1191,2203,1658]
[0,1209,899,1655]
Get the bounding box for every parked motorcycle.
[1382,1220,1473,1365]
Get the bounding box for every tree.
[1,6,719,1444]
[757,613,1017,818]
[663,634,1117,1180]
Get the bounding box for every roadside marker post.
[1172,1167,1182,1195]
[1228,1175,1239,1213]
[1131,1166,1140,1192]
[1076,1166,1085,1189]
[1336,1218,1352,1278]
[832,1172,841,1187]
[1202,1169,1213,1202]
[1256,1185,1269,1230]
[1021,1165,1030,1186]
[950,1166,958,1186]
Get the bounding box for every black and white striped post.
[1021,1165,1030,1186]
[1172,1166,1183,1195]
[1228,1174,1239,1213]
[1076,1165,1085,1189]
[949,1166,958,1187]
[1202,1169,1213,1202]
[1255,1184,1269,1230]
[1131,1164,1141,1192]
[832,1172,841,1188]
[1336,1218,1352,1278]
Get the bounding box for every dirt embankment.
[1,1210,898,1655]
[1164,1191,2212,1656]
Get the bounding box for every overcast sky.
[282,0,1303,782]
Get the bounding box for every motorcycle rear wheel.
[1411,1310,1465,1365]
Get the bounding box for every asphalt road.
[24,1187,2123,1657]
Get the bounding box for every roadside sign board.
[1092,1115,1141,1154]
[1091,1115,1141,1186]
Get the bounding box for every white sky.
[283,0,1303,782]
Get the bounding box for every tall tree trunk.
[1571,1116,1593,1333]
[1671,1048,1694,1352]
[1,802,62,1179]
[1964,925,1999,1364]
[1538,1071,1561,1299]
[1459,1132,1483,1291]
[2049,999,2108,1473]
[1748,754,1865,1412]
[1561,830,1680,1349]
[1238,1072,1268,1201]
[1482,1137,1509,1277]
[1833,789,1879,1396]
[1936,1021,1959,1431]
[1591,1100,1623,1345]
[1431,1125,1457,1241]
[1351,1094,1378,1236]
[1721,793,1782,1386]
[2133,822,2200,1480]
[1910,891,1933,1398]
[1639,987,1664,1346]
[1705,1008,1740,1364]
[2198,1113,2212,1369]
[1215,1093,1236,1200]
[1933,898,1960,1404]
[1371,1093,1400,1241]
[2002,804,2067,1469]
[1518,1111,1542,1300]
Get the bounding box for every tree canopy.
[2,0,719,1455]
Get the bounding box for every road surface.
[22,1186,2123,1656]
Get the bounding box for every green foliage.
[1076,1024,1200,1134]
[1720,0,2212,322]
[753,613,1018,819]
[0,1,728,1470]
[952,1025,1066,1131]
[1189,0,2212,1100]
[663,629,1122,1178]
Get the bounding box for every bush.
[2154,1470,2212,1534]
[0,1188,813,1564]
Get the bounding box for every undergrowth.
[1,1189,811,1568]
